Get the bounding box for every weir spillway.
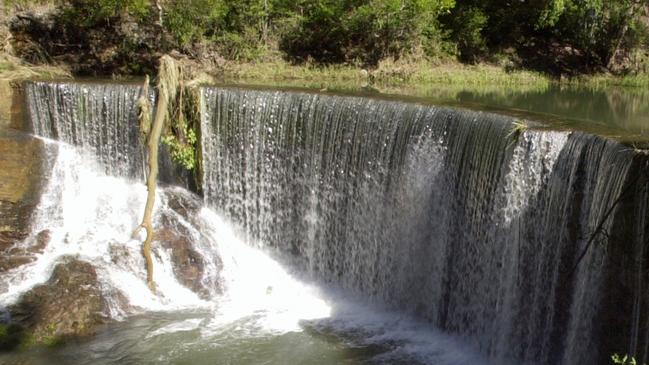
[9,81,649,365]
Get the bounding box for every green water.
[416,84,649,141]
[225,81,649,145]
[0,311,393,365]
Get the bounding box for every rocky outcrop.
[0,131,46,274]
[155,226,209,298]
[8,6,225,78]
[0,78,47,274]
[3,258,110,348]
[10,7,165,76]
[155,189,223,298]
[0,230,51,273]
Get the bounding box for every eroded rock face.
[0,131,47,274]
[155,189,223,298]
[156,226,209,298]
[7,258,109,346]
[10,9,162,76]
[0,230,51,273]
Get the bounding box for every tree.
[135,55,180,292]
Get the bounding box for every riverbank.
[0,54,69,82]
[223,58,649,90]
[5,50,648,93]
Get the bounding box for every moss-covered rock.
[5,258,109,348]
[0,323,26,351]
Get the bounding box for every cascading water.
[201,87,649,365]
[0,140,211,312]
[3,81,648,364]
[0,82,506,365]
[25,81,186,185]
[25,81,149,179]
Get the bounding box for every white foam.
[147,318,204,339]
[197,208,331,337]
[0,141,207,313]
[0,139,492,365]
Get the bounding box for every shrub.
[280,0,455,66]
[164,0,225,47]
[58,0,150,28]
[443,5,488,62]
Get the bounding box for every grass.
[506,119,530,146]
[1,45,647,96]
[569,73,649,88]
[510,119,529,134]
[221,56,649,95]
[223,58,552,89]
[0,54,70,81]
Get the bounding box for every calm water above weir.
[416,84,649,139]
[1,81,648,365]
[230,81,649,142]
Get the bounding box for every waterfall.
[0,141,216,312]
[25,81,185,185]
[8,81,649,364]
[26,81,149,179]
[3,82,217,316]
[9,82,490,364]
[201,86,649,364]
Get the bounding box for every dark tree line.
[10,0,649,75]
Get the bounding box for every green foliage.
[441,0,649,71]
[213,27,265,61]
[162,126,197,170]
[536,0,567,29]
[443,5,488,62]
[160,84,201,171]
[59,0,150,27]
[612,353,646,365]
[13,0,649,74]
[163,0,278,59]
[280,0,455,65]
[164,0,225,47]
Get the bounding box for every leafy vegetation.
[613,353,647,365]
[57,0,150,27]
[508,119,529,143]
[279,0,455,65]
[6,0,649,79]
[442,0,649,74]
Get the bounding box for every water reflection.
[418,85,649,137]
[228,79,649,140]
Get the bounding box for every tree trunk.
[155,0,163,27]
[137,74,168,292]
[606,1,640,70]
[135,56,180,293]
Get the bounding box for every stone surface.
[0,131,46,273]
[155,226,209,298]
[0,79,48,273]
[0,230,51,273]
[8,258,108,345]
[155,189,222,298]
